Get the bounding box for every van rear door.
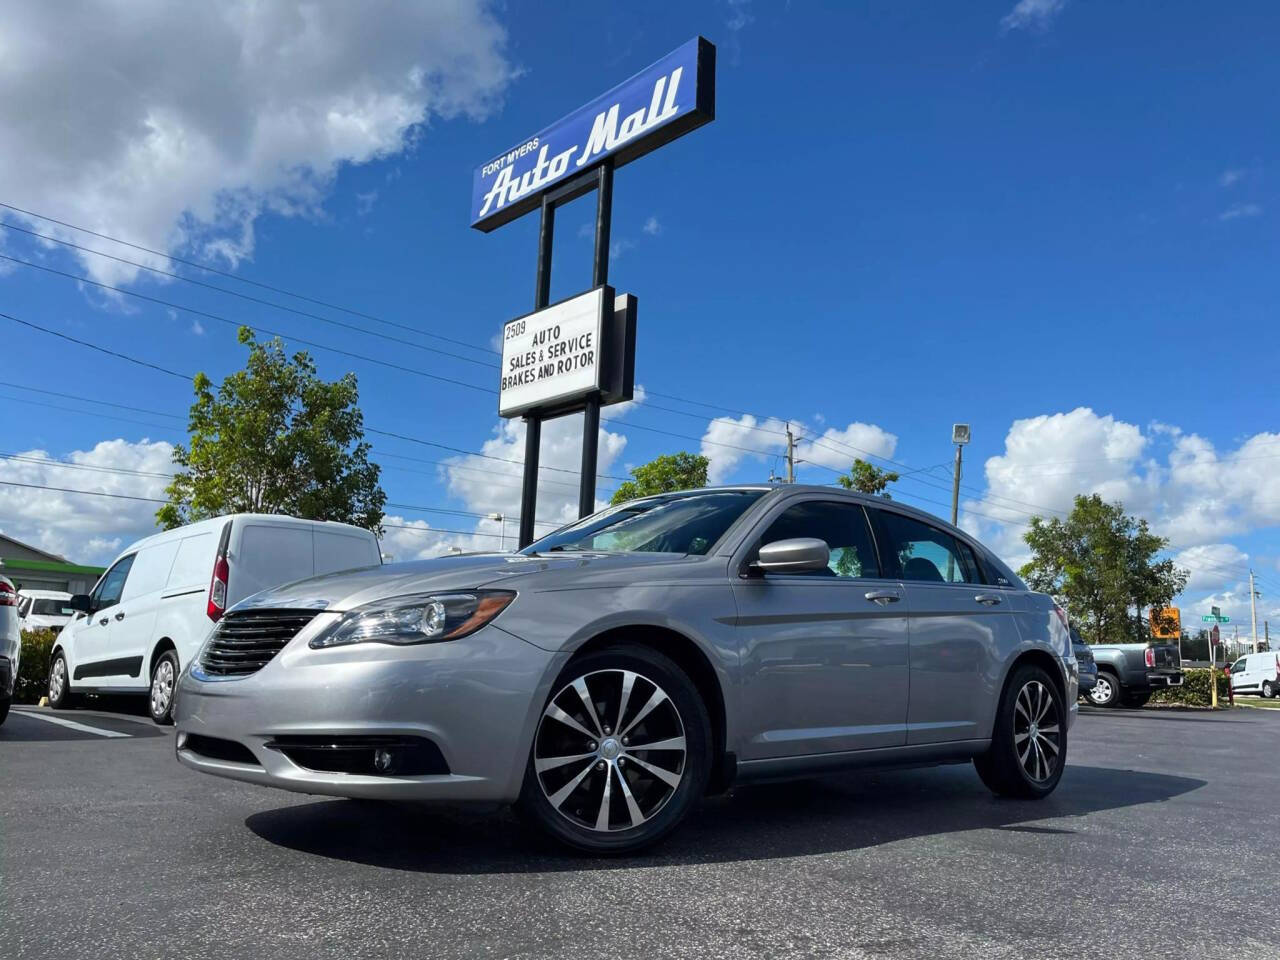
[229,522,313,607]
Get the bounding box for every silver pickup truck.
[1086,641,1183,707]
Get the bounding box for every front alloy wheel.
[519,644,711,853]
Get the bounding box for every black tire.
[974,663,1067,800]
[0,697,10,726]
[1086,670,1120,708]
[1121,690,1151,709]
[1262,680,1275,699]
[47,651,77,710]
[517,643,712,854]
[148,650,179,725]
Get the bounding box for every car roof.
[115,513,378,559]
[17,589,72,599]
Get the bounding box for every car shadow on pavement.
[244,762,1204,874]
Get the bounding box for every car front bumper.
[173,618,562,803]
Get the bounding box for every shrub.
[13,628,56,704]
[1150,667,1231,708]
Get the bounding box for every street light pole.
[488,512,506,551]
[950,424,970,526]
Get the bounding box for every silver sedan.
[174,486,1077,853]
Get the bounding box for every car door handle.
[114,611,126,621]
[98,616,110,625]
[865,590,902,605]
[974,594,1003,606]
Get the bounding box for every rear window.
[233,524,313,602]
[315,529,379,575]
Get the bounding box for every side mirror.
[70,594,93,614]
[755,538,830,574]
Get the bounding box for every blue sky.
[1,1,1277,634]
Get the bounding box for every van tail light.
[0,582,16,607]
[207,519,233,622]
[1144,647,1156,668]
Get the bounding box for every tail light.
[207,520,232,622]
[1144,647,1156,668]
[0,582,16,607]
[1052,604,1069,631]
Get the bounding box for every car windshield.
[522,490,766,556]
[32,598,73,616]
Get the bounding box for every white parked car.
[17,589,75,634]
[48,514,381,724]
[1228,652,1280,699]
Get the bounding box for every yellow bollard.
[1210,663,1218,709]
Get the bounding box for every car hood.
[229,551,697,614]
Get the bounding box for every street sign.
[1201,614,1230,623]
[1211,605,1221,618]
[471,36,716,231]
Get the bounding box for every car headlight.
[309,591,515,649]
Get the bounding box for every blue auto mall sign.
[471,36,715,231]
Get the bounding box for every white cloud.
[191,319,205,336]
[1173,543,1250,592]
[1219,203,1262,221]
[0,1,513,288]
[642,216,662,236]
[965,408,1280,576]
[1219,168,1244,188]
[1001,0,1068,33]
[0,439,176,564]
[699,415,896,485]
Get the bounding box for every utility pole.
[1250,570,1260,653]
[785,423,795,484]
[950,424,970,526]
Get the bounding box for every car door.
[74,553,135,686]
[867,506,1023,746]
[109,541,180,687]
[731,496,910,759]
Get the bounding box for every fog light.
[176,732,187,749]
[373,747,397,774]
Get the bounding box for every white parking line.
[12,709,131,738]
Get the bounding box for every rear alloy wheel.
[48,652,76,709]
[1087,672,1119,708]
[148,651,179,725]
[1262,680,1275,699]
[975,664,1066,799]
[519,644,711,854]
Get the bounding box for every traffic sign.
[1201,614,1230,623]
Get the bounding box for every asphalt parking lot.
[2,702,1277,960]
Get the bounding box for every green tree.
[837,458,899,498]
[1019,494,1188,645]
[157,327,386,533]
[610,452,709,505]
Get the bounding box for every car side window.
[18,596,30,617]
[871,510,981,584]
[757,500,880,579]
[95,554,136,609]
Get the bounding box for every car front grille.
[199,609,319,677]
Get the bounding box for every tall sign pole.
[473,37,716,548]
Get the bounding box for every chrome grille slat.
[199,609,318,677]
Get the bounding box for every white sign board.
[499,287,606,418]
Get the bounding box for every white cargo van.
[1228,652,1280,699]
[48,514,381,723]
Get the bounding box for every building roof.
[0,532,67,563]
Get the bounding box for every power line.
[0,311,190,380]
[0,199,499,356]
[0,255,497,394]
[0,222,497,370]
